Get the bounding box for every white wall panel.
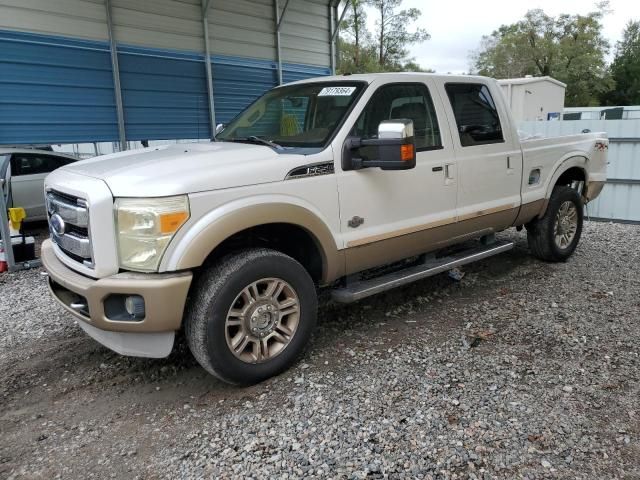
[111,0,204,51]
[0,0,108,40]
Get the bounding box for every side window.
[10,154,71,176]
[45,155,75,171]
[445,83,504,147]
[351,83,442,150]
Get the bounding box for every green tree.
[337,0,430,73]
[471,3,612,106]
[369,0,430,69]
[338,0,370,70]
[603,20,640,105]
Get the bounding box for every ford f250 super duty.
[42,73,608,385]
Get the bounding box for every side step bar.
[331,240,514,303]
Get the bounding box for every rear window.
[445,83,504,147]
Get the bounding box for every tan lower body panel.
[42,240,192,333]
[344,207,519,275]
[513,199,545,225]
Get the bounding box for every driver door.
[336,80,459,273]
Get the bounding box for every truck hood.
[60,142,308,197]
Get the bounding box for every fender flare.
[538,154,588,219]
[162,199,344,284]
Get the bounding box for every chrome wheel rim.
[554,201,578,249]
[225,278,300,364]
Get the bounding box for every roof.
[286,72,495,86]
[0,148,78,160]
[497,76,566,88]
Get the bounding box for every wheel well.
[555,166,586,189]
[200,223,324,284]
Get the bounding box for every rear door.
[10,153,75,219]
[438,81,522,227]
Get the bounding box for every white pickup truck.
[42,73,607,385]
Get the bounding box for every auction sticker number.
[318,86,356,96]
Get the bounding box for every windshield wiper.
[224,136,282,149]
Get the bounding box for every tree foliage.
[602,20,640,105]
[471,3,612,106]
[337,0,430,74]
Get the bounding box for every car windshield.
[216,82,365,148]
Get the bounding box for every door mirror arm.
[342,119,417,171]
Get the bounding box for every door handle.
[432,166,443,172]
[445,163,454,180]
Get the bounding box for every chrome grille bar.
[46,192,89,227]
[47,190,93,266]
[51,231,92,259]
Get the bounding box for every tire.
[185,248,317,385]
[526,185,583,262]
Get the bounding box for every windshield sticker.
[318,86,356,96]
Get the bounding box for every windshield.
[216,82,365,148]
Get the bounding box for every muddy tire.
[527,185,583,262]
[185,248,317,385]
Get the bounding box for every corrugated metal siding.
[0,28,329,144]
[207,0,331,67]
[0,0,333,67]
[211,56,278,124]
[110,0,204,52]
[0,0,107,41]
[208,0,276,61]
[211,55,330,124]
[118,45,211,140]
[519,119,640,223]
[0,29,118,144]
[280,0,331,67]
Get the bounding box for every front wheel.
[526,185,584,262]
[185,248,317,385]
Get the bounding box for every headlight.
[115,196,189,271]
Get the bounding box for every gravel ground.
[1,221,639,479]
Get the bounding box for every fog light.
[125,295,145,318]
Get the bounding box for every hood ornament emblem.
[50,213,66,236]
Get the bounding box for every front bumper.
[42,240,192,357]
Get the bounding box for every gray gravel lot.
[1,221,639,479]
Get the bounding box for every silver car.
[0,148,79,221]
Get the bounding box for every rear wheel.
[185,248,317,385]
[527,185,583,262]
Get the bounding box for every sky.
[394,0,640,73]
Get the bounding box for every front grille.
[47,190,93,267]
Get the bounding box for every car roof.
[0,148,78,160]
[284,72,493,87]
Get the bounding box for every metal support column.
[329,3,335,74]
[0,187,16,271]
[274,0,287,84]
[331,1,348,74]
[274,0,282,84]
[202,0,216,137]
[104,0,127,151]
[0,184,41,272]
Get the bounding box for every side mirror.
[215,123,226,135]
[342,119,416,171]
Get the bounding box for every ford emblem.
[50,213,66,236]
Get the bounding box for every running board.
[331,240,514,303]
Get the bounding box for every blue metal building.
[0,0,343,147]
